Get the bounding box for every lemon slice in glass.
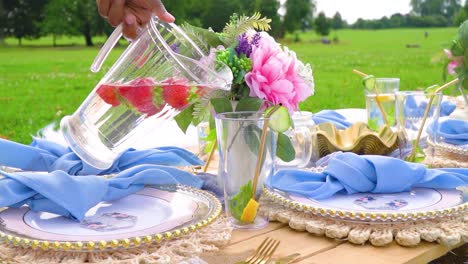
[240,198,259,223]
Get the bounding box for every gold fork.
[244,237,280,264]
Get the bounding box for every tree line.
[0,0,313,46]
[0,0,465,47]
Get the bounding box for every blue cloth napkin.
[432,119,468,146]
[405,96,456,117]
[0,164,204,220]
[0,138,203,175]
[267,152,468,200]
[312,110,352,129]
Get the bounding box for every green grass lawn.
[0,28,459,144]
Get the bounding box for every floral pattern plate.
[264,187,467,223]
[0,185,221,251]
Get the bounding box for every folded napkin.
[267,152,468,200]
[312,110,352,129]
[0,164,204,220]
[0,138,203,175]
[432,119,468,146]
[405,96,456,117]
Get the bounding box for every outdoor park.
[0,0,464,144]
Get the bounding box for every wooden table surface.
[218,222,464,264]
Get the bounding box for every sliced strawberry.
[161,83,190,110]
[96,84,121,106]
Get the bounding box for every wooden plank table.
[218,223,465,263]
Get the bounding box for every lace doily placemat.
[0,216,232,264]
[423,145,468,168]
[258,197,468,247]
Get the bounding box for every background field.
[0,28,459,144]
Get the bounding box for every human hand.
[97,0,175,40]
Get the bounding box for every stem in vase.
[251,105,281,199]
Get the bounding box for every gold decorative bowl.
[316,122,399,157]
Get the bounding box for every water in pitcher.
[62,77,219,168]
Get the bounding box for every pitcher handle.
[90,24,123,73]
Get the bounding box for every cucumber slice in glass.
[363,75,376,90]
[265,106,291,132]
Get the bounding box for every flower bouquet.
[175,13,315,161]
[441,20,468,117]
[174,13,315,226]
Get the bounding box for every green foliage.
[276,132,296,162]
[315,12,331,37]
[40,0,77,45]
[331,12,345,30]
[3,0,48,45]
[222,13,271,46]
[174,105,195,133]
[283,0,315,33]
[229,180,253,220]
[201,0,241,32]
[254,0,282,37]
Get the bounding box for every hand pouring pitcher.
[60,17,233,169]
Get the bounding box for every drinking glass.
[60,17,232,169]
[276,111,316,168]
[365,78,400,130]
[215,111,277,229]
[395,91,442,160]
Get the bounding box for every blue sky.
[314,0,412,23]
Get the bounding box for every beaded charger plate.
[263,187,467,223]
[0,185,222,252]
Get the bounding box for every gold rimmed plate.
[264,187,467,223]
[0,185,221,251]
[316,122,399,157]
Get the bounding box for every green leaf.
[276,132,296,162]
[235,97,263,112]
[458,20,468,49]
[450,40,463,57]
[210,97,233,113]
[229,180,253,220]
[180,23,225,50]
[243,123,262,156]
[405,143,426,163]
[174,105,194,133]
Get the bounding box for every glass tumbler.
[395,91,442,160]
[276,111,316,168]
[215,111,277,229]
[365,78,400,130]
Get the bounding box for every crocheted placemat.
[0,216,232,264]
[423,146,468,168]
[258,196,468,247]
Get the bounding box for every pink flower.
[444,49,464,75]
[244,33,313,112]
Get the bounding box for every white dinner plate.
[0,185,221,251]
[264,187,467,223]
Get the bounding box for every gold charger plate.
[0,185,221,252]
[316,122,399,157]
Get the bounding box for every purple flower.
[235,31,261,57]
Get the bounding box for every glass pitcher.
[60,17,233,169]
